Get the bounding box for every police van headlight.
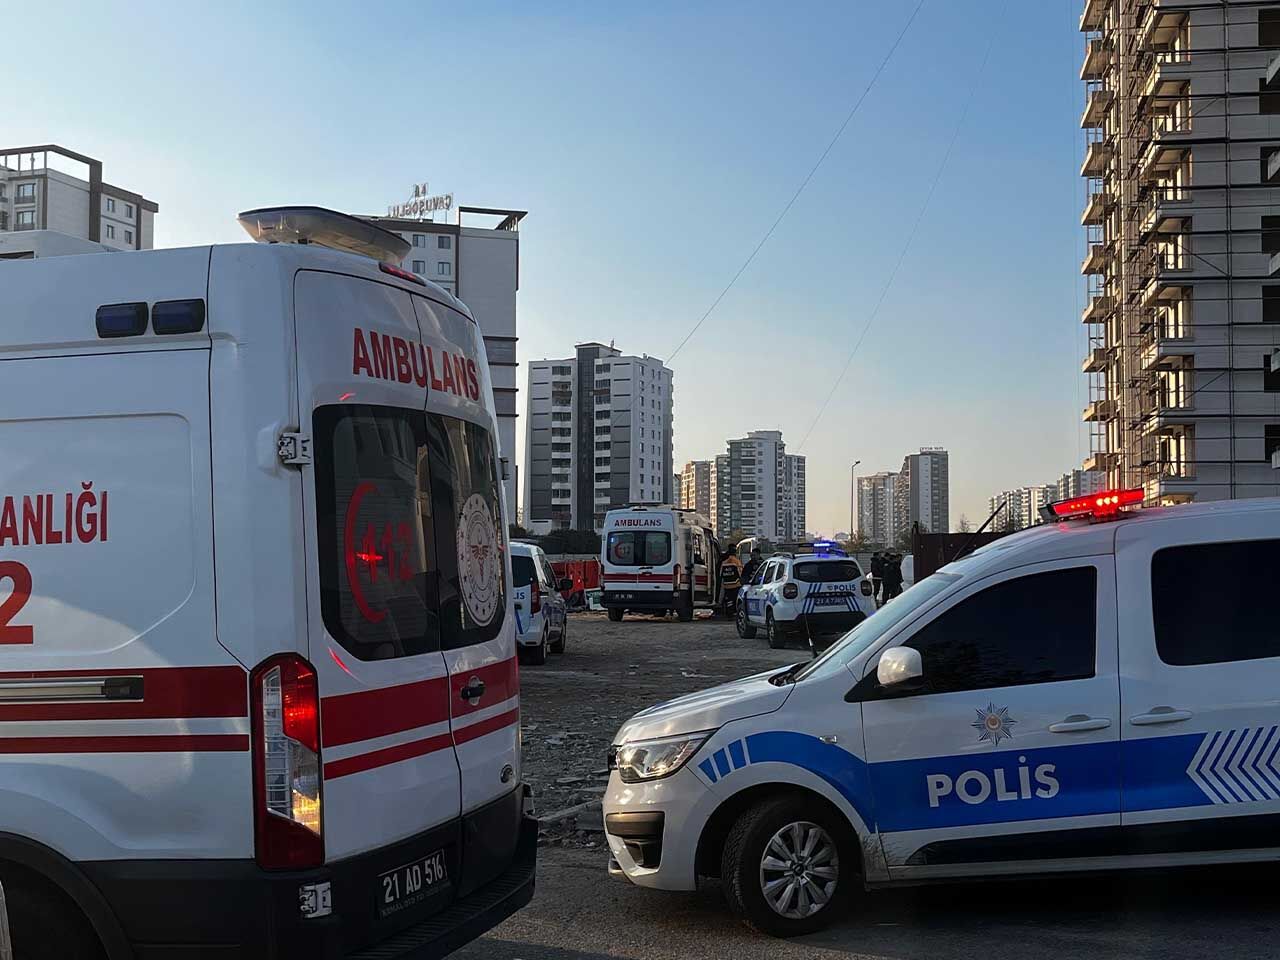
[611,732,713,783]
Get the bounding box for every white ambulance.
[600,506,718,622]
[0,207,535,958]
[604,490,1280,937]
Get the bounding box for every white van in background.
[0,207,535,958]
[601,506,719,622]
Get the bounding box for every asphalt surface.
[454,610,1280,960]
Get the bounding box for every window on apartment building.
[1264,217,1280,257]
[1156,294,1191,339]
[1266,354,1280,391]
[124,229,134,246]
[1261,8,1280,47]
[413,235,425,247]
[437,262,452,276]
[14,210,34,229]
[1265,425,1280,460]
[105,224,116,240]
[1262,147,1280,184]
[125,203,134,218]
[15,183,35,203]
[1265,287,1280,323]
[1262,78,1280,115]
[105,198,116,213]
[438,235,451,249]
[412,260,426,274]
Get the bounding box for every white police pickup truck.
[735,546,871,653]
[604,490,1280,936]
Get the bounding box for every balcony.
[1138,6,1187,51]
[1081,139,1113,177]
[1081,36,1112,80]
[1140,337,1191,371]
[1143,477,1196,504]
[1080,87,1114,128]
[1080,0,1105,32]
[1081,189,1110,226]
[1138,120,1190,182]
[1082,347,1109,373]
[1083,399,1115,422]
[1141,55,1192,103]
[1081,293,1114,323]
[1081,243,1111,276]
[1139,187,1190,238]
[1083,451,1118,473]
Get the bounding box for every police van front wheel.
[721,797,851,938]
[607,608,624,622]
[735,603,757,639]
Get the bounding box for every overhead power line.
[666,0,926,362]
[798,1,1007,451]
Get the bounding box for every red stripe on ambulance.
[0,665,247,721]
[321,675,451,748]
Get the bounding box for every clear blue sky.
[14,0,1089,534]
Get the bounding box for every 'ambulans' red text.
[351,327,480,401]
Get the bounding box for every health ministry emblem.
[973,703,1016,747]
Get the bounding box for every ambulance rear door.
[293,268,462,868]
[414,293,523,897]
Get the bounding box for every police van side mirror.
[876,646,923,689]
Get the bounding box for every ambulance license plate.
[377,849,448,919]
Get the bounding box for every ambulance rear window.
[314,405,440,661]
[607,531,671,566]
[794,561,862,583]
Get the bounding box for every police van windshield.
[512,555,537,589]
[607,531,671,566]
[794,560,861,583]
[792,573,961,683]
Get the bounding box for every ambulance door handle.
[460,678,485,702]
[1130,708,1192,726]
[1048,715,1111,733]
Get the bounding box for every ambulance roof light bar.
[237,206,411,264]
[1039,488,1144,523]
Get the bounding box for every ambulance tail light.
[530,578,542,615]
[1041,488,1144,523]
[782,583,799,600]
[251,654,324,871]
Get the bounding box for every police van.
[604,491,1280,936]
[601,506,718,622]
[735,545,871,653]
[0,207,535,958]
[511,540,569,665]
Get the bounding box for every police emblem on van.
[972,703,1016,746]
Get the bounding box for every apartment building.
[856,471,898,545]
[712,431,806,541]
[362,206,525,514]
[524,343,673,532]
[711,454,730,538]
[987,485,1058,533]
[680,460,713,517]
[1056,468,1107,500]
[0,145,156,254]
[1080,0,1280,504]
[893,447,951,537]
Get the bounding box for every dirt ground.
[519,609,798,846]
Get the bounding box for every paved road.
[457,846,1280,960]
